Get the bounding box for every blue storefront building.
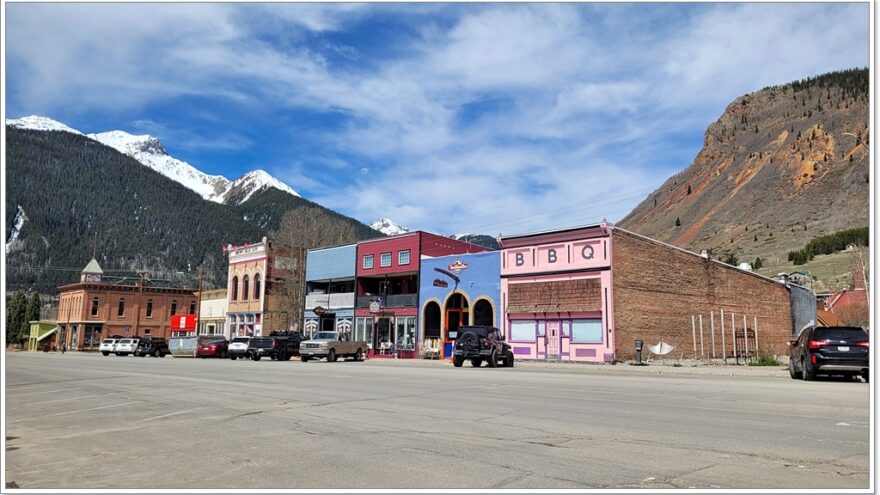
[303,244,357,338]
[419,251,500,358]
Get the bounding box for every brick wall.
[612,228,793,360]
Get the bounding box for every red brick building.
[56,259,196,350]
[499,224,795,362]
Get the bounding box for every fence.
[689,310,761,365]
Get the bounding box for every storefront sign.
[505,238,608,275]
[171,314,197,331]
[448,259,469,274]
[433,278,449,288]
[369,300,381,313]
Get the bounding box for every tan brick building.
[499,224,796,363]
[56,259,197,350]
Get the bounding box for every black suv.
[269,331,305,356]
[247,335,299,361]
[790,326,869,382]
[452,325,514,368]
[134,337,169,357]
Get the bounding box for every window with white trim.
[363,255,374,269]
[380,252,392,267]
[571,319,603,343]
[510,320,536,341]
[398,250,410,265]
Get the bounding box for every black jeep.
[452,325,514,368]
[134,337,169,357]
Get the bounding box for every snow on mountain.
[88,130,232,202]
[6,205,27,254]
[7,115,83,135]
[222,169,300,204]
[370,218,410,236]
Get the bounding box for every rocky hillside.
[619,69,869,273]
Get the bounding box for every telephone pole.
[134,271,146,337]
[195,268,203,334]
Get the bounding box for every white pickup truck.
[300,332,367,362]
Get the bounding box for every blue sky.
[5,3,870,236]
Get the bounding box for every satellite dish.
[648,342,674,355]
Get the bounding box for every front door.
[375,318,392,353]
[545,321,560,360]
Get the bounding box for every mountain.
[7,115,83,135]
[4,126,382,293]
[370,218,410,236]
[451,233,499,250]
[619,68,869,280]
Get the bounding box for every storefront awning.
[36,327,59,341]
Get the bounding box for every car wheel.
[253,355,261,361]
[788,358,801,379]
[230,355,237,360]
[328,349,337,362]
[301,356,310,362]
[153,349,160,357]
[102,351,110,356]
[471,358,482,367]
[487,351,498,368]
[862,371,870,383]
[453,355,463,367]
[802,357,814,381]
[505,350,515,368]
[355,348,364,362]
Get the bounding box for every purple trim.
[575,348,596,357]
[603,352,614,362]
[513,347,531,355]
[561,352,570,357]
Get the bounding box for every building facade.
[419,251,500,358]
[196,288,228,336]
[56,259,197,349]
[303,244,356,338]
[28,321,58,351]
[354,232,487,358]
[499,224,796,362]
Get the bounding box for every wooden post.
[699,314,704,360]
[754,316,759,358]
[710,311,716,361]
[731,312,737,365]
[720,309,726,363]
[195,268,204,337]
[691,315,697,359]
[743,314,749,359]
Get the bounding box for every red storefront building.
[353,232,486,358]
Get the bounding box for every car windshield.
[231,338,249,344]
[205,340,225,345]
[119,339,132,344]
[250,338,273,348]
[813,327,868,341]
[313,332,338,340]
[102,339,115,344]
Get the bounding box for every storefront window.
[354,317,373,345]
[510,320,536,341]
[571,319,603,343]
[395,316,415,351]
[305,318,319,338]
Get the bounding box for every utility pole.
[195,268,203,335]
[134,271,146,337]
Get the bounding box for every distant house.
[826,289,869,328]
[787,271,814,287]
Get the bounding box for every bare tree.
[269,207,362,330]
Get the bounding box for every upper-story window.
[363,255,374,269]
[117,298,125,317]
[243,275,250,300]
[146,299,154,318]
[189,300,196,315]
[231,276,239,301]
[90,297,99,316]
[398,250,411,265]
[170,300,177,316]
[254,274,261,300]
[380,252,392,267]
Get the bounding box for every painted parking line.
[21,394,111,406]
[51,401,142,417]
[135,408,201,423]
[5,389,69,398]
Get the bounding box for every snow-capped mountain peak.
[88,130,167,156]
[370,218,410,236]
[7,115,83,135]
[231,170,300,201]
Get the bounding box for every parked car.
[268,331,306,356]
[247,336,298,361]
[197,339,229,358]
[789,326,869,382]
[114,338,140,356]
[99,338,119,356]
[452,325,514,368]
[228,337,251,360]
[299,331,367,362]
[134,337,170,357]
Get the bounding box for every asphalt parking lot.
[4,352,871,489]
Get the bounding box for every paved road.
[4,352,871,489]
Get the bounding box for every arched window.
[117,298,126,317]
[243,275,250,300]
[146,299,154,318]
[170,300,177,316]
[231,276,239,301]
[254,274,261,300]
[90,297,100,316]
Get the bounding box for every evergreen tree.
[753,257,764,270]
[21,292,42,344]
[6,289,26,345]
[675,217,681,227]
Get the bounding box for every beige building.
[196,289,228,336]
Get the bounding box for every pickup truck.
[300,332,367,362]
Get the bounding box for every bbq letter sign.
[506,239,607,274]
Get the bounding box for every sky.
[5,3,870,236]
